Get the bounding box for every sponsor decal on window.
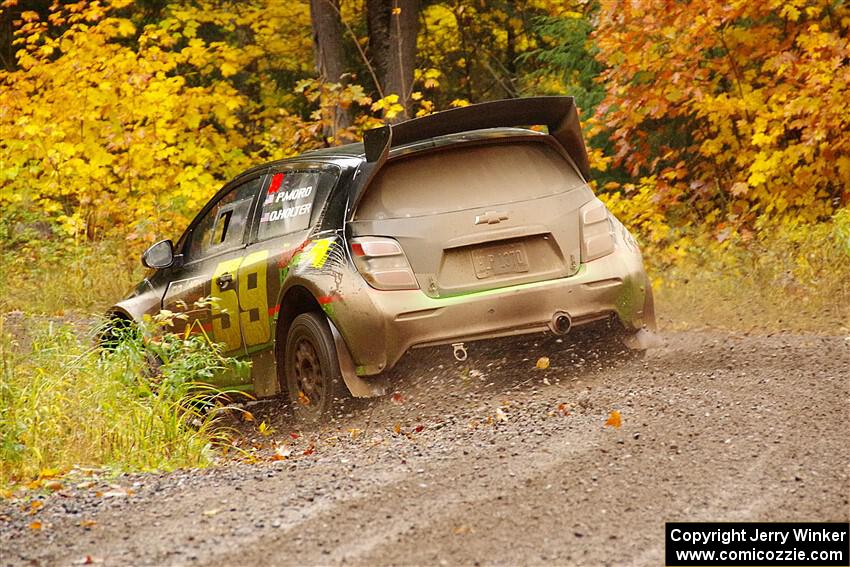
[263,203,312,223]
[258,171,322,239]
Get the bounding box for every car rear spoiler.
[362,96,591,179]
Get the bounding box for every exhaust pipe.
[550,311,572,335]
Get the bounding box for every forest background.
[1,0,848,330]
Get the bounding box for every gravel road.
[1,330,848,566]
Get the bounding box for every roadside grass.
[0,317,247,491]
[650,218,850,334]
[0,239,142,315]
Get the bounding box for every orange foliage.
[593,0,850,229]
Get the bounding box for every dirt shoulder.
[1,330,848,566]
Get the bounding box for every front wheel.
[282,312,347,422]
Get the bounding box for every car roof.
[230,127,545,185]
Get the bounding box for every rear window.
[356,141,585,220]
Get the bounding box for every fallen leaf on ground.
[241,411,255,422]
[44,480,63,491]
[495,408,509,422]
[28,501,43,514]
[303,444,315,456]
[536,356,550,369]
[29,520,42,531]
[605,410,622,428]
[79,520,97,529]
[557,403,570,416]
[348,428,362,439]
[202,508,220,517]
[414,424,425,433]
[393,423,401,435]
[271,446,292,461]
[391,392,404,404]
[297,391,310,406]
[258,421,273,436]
[289,432,300,440]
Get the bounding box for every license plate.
[472,242,530,279]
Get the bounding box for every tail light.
[579,199,615,262]
[350,236,419,290]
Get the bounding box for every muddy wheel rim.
[293,337,324,409]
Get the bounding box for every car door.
[162,173,266,358]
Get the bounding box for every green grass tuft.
[0,317,248,489]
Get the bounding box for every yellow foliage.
[1,3,253,241]
[371,94,406,119]
[0,1,375,243]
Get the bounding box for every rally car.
[108,97,656,420]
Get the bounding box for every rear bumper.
[333,245,654,376]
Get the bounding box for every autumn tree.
[592,0,850,232]
[0,0,51,70]
[414,1,575,109]
[309,0,351,135]
[0,1,374,242]
[367,0,419,120]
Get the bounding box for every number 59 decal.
[211,250,271,351]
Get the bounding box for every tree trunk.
[367,0,419,122]
[0,9,14,71]
[0,0,52,71]
[309,0,351,137]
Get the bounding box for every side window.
[256,169,337,241]
[187,176,263,261]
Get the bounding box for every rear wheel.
[283,312,347,422]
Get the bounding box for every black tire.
[282,312,347,422]
[98,316,135,351]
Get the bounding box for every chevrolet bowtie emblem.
[474,211,509,225]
